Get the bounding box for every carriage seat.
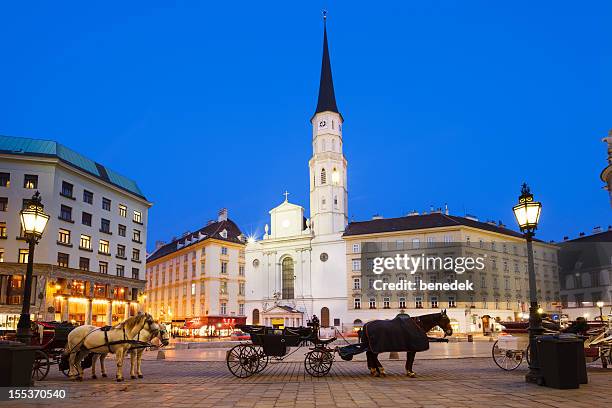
[315,336,336,346]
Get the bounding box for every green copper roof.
[0,135,146,199]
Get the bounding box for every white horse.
[65,312,154,381]
[91,320,170,379]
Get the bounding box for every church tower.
[309,15,348,235]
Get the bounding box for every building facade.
[145,209,246,336]
[343,213,561,334]
[602,130,612,208]
[558,229,612,320]
[245,19,348,330]
[0,135,150,331]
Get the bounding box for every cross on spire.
[283,191,290,202]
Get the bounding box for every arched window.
[321,307,330,327]
[321,168,327,184]
[282,257,294,299]
[252,308,260,325]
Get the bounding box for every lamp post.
[16,192,50,344]
[512,183,542,384]
[596,301,604,321]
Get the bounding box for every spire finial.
[283,190,290,202]
[322,9,327,22]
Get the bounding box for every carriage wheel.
[32,350,50,381]
[226,345,259,378]
[492,340,523,371]
[254,346,269,373]
[304,349,333,377]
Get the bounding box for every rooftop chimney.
[372,214,383,220]
[218,208,228,222]
[579,232,585,237]
[593,226,602,234]
[563,236,569,241]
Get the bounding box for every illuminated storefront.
[180,316,247,337]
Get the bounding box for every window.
[82,212,92,226]
[61,181,73,198]
[221,246,228,255]
[100,218,110,234]
[430,296,438,308]
[369,298,376,309]
[80,234,91,250]
[79,257,90,271]
[220,302,227,315]
[102,197,111,211]
[220,281,228,295]
[239,265,245,276]
[57,252,69,267]
[113,264,122,276]
[239,303,245,316]
[133,229,141,242]
[0,222,7,238]
[480,276,486,288]
[352,243,360,253]
[58,229,71,244]
[415,297,423,309]
[448,296,456,308]
[118,224,126,237]
[132,268,139,279]
[117,244,126,258]
[133,210,142,223]
[396,240,404,250]
[239,282,245,295]
[132,248,140,262]
[0,197,7,211]
[320,168,327,184]
[99,240,110,254]
[118,204,127,217]
[281,257,294,299]
[383,297,390,309]
[352,259,361,271]
[83,190,93,204]
[399,297,406,309]
[60,205,72,221]
[24,174,37,189]
[221,261,228,274]
[0,249,4,262]
[353,278,361,289]
[411,238,420,249]
[220,229,227,239]
[191,283,196,295]
[354,297,361,309]
[0,172,9,187]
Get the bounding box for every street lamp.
[512,183,542,384]
[16,192,49,344]
[596,301,604,321]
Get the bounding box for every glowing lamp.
[512,184,541,233]
[19,192,49,240]
[596,301,604,308]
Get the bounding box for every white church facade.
[245,19,349,329]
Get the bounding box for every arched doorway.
[281,257,294,299]
[320,307,330,327]
[252,309,260,325]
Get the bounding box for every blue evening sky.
[1,1,610,250]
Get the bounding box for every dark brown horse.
[360,311,453,377]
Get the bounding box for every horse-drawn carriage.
[30,321,78,380]
[226,324,338,377]
[491,319,611,371]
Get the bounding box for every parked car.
[230,330,250,341]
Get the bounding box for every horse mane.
[114,314,145,331]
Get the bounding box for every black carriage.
[30,321,76,380]
[226,324,337,378]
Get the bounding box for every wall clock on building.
[319,120,326,128]
[320,253,329,262]
[253,259,260,268]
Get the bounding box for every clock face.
[319,120,326,128]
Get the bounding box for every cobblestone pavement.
[2,358,611,408]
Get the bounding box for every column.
[85,299,93,325]
[61,298,69,322]
[106,301,113,325]
[124,302,130,319]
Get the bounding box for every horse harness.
[79,325,153,354]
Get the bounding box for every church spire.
[314,11,340,116]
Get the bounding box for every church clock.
[319,120,326,128]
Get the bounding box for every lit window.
[0,222,5,238]
[220,281,227,294]
[99,240,110,254]
[191,283,196,296]
[0,249,4,262]
[0,173,10,187]
[58,229,71,244]
[119,204,127,217]
[133,210,142,223]
[80,234,91,250]
[24,174,37,189]
[0,197,7,211]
